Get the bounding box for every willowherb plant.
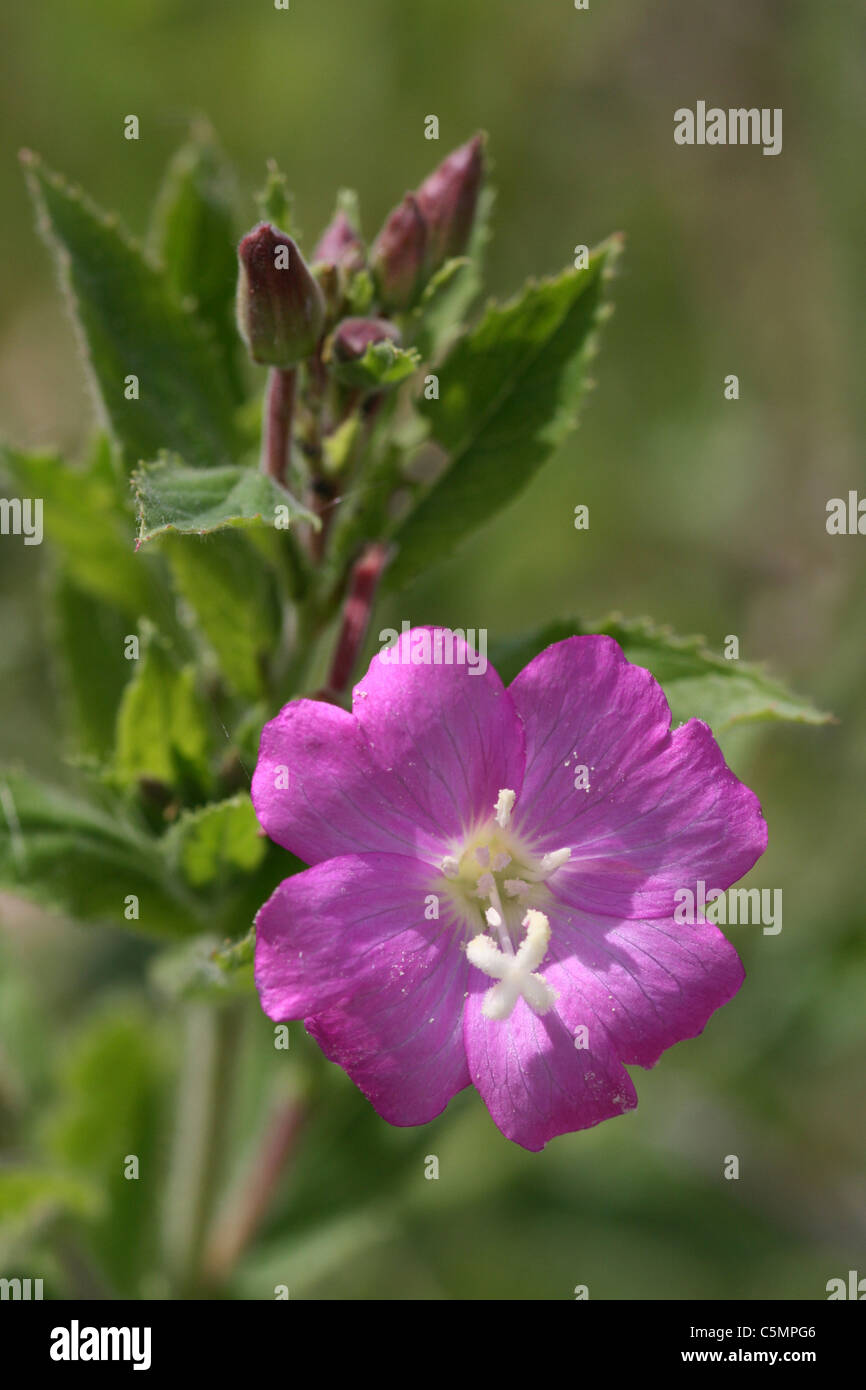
[0,124,830,1245]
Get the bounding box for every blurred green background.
[1,0,864,1299]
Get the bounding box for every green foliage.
[331,337,421,391]
[165,795,265,888]
[44,1003,171,1292]
[22,153,240,468]
[133,455,315,544]
[0,1168,101,1267]
[53,572,132,761]
[255,158,292,232]
[113,626,212,791]
[491,615,833,732]
[1,444,159,617]
[0,771,200,935]
[161,531,282,700]
[386,241,616,590]
[149,124,245,404]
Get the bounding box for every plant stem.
[323,540,390,697]
[261,367,297,485]
[163,1002,243,1298]
[201,1090,306,1290]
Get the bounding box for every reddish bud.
[312,210,365,275]
[370,194,428,311]
[416,133,485,269]
[236,223,325,367]
[330,316,401,362]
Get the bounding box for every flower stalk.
[261,365,297,485]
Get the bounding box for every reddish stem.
[324,541,390,696]
[202,1098,306,1288]
[261,367,297,485]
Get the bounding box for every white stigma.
[466,909,558,1021]
[494,788,516,829]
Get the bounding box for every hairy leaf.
[491,615,833,732]
[22,153,240,467]
[387,239,617,590]
[133,456,315,544]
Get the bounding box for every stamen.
[466,909,558,1021]
[494,788,516,829]
[539,847,571,874]
[504,878,531,898]
[485,906,502,928]
[475,871,495,898]
[475,845,491,867]
[440,855,460,879]
[492,851,512,871]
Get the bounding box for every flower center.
[440,788,570,1021]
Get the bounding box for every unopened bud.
[236,223,325,367]
[313,210,365,275]
[416,133,485,270]
[325,316,404,390]
[330,316,401,362]
[370,194,427,311]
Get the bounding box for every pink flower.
[252,629,766,1150]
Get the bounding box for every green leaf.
[160,530,282,700]
[22,152,240,468]
[54,572,131,761]
[346,268,375,315]
[213,925,255,973]
[386,240,617,591]
[1,445,159,618]
[255,158,293,232]
[491,615,833,733]
[0,1167,101,1262]
[150,934,255,1000]
[0,771,199,934]
[149,123,245,404]
[44,1003,170,1291]
[165,794,265,888]
[331,338,421,391]
[133,455,315,544]
[114,627,212,788]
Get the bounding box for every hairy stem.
[261,367,297,485]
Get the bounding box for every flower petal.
[352,627,525,843]
[253,699,448,864]
[509,635,767,917]
[544,902,745,1069]
[255,853,470,1124]
[463,984,637,1151]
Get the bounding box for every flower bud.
[415,133,485,270]
[236,223,326,367]
[312,210,365,276]
[330,316,401,362]
[370,194,427,311]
